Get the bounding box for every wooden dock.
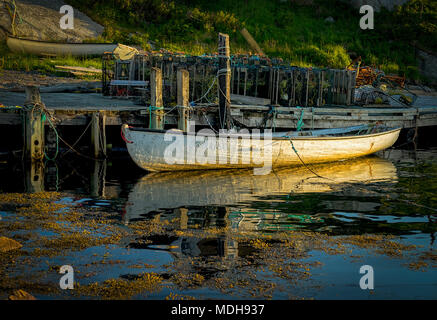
[1,91,436,129]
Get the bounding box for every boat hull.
[6,36,118,56]
[123,126,401,172]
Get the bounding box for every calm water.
[0,147,436,299]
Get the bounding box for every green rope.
[286,136,328,180]
[296,106,305,132]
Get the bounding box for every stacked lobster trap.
[102,52,357,107]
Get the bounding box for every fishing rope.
[203,112,219,134]
[62,118,93,155]
[296,106,305,132]
[285,136,330,180]
[37,105,96,160]
[283,133,437,213]
[268,106,277,132]
[190,76,217,104]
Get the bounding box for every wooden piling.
[150,67,164,129]
[24,86,44,161]
[177,69,190,131]
[218,33,231,130]
[90,111,107,159]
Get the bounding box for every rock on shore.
[0,0,104,42]
[9,289,37,300]
[0,236,22,252]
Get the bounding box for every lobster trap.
[102,52,356,107]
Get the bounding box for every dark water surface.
[0,147,436,300]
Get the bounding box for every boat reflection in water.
[125,155,398,222]
[124,156,398,260]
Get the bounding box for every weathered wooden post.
[177,69,190,131]
[91,112,99,158]
[90,111,107,159]
[24,86,44,161]
[150,67,164,129]
[218,33,231,130]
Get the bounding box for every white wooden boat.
[6,36,118,56]
[124,156,398,221]
[122,124,401,172]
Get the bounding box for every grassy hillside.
[2,0,436,81]
[66,0,436,79]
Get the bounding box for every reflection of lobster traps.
[103,53,356,106]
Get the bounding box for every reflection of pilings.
[179,235,238,260]
[90,160,107,198]
[174,207,188,230]
[223,238,239,259]
[216,207,229,228]
[24,161,44,193]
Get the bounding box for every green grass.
[0,42,101,79]
[2,0,435,81]
[65,0,424,78]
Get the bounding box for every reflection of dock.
[127,207,240,265]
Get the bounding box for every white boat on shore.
[6,36,118,56]
[122,124,401,173]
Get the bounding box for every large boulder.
[340,0,409,12]
[0,0,104,42]
[417,49,437,84]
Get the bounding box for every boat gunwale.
[126,126,402,141]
